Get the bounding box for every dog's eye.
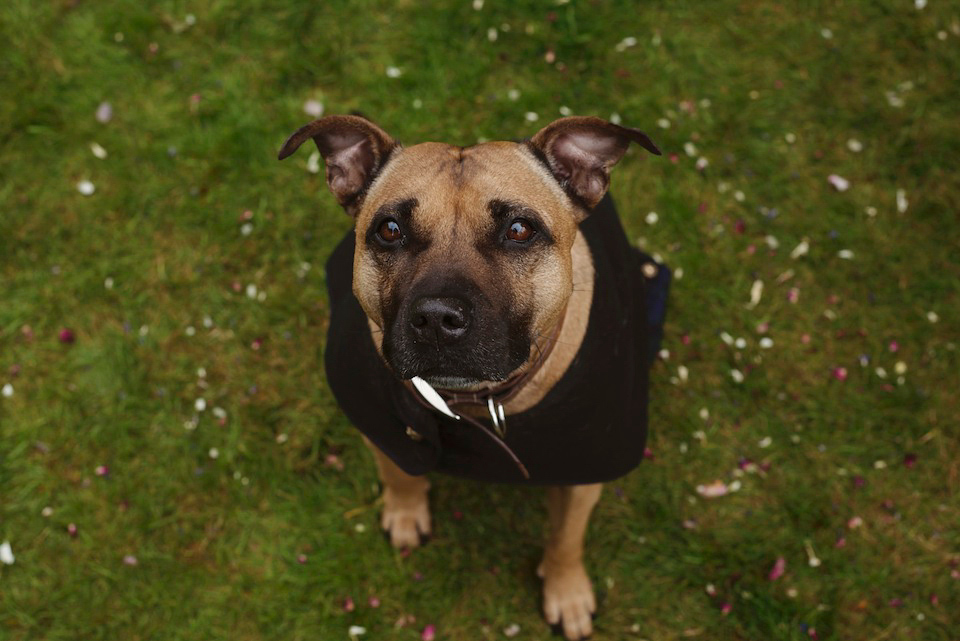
[506,218,535,243]
[376,218,404,245]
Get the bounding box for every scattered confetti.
[303,99,324,118]
[0,541,14,565]
[696,480,730,498]
[832,367,848,381]
[507,89,520,101]
[348,625,366,638]
[90,142,108,159]
[95,465,109,476]
[645,211,659,224]
[503,623,521,637]
[421,624,436,641]
[847,139,863,152]
[768,557,786,581]
[896,188,908,213]
[790,239,810,259]
[827,174,850,191]
[746,279,763,308]
[96,102,113,123]
[208,448,219,459]
[385,66,402,78]
[76,180,96,196]
[847,516,863,529]
[195,398,207,412]
[1,383,12,398]
[59,328,76,344]
[67,523,78,537]
[758,436,772,448]
[894,361,907,375]
[730,369,744,383]
[837,249,854,259]
[123,554,138,566]
[804,540,821,567]
[524,112,539,122]
[759,337,774,349]
[926,311,939,323]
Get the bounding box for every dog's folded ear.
[529,116,661,210]
[278,115,397,214]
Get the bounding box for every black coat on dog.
[324,193,670,485]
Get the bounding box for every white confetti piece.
[846,139,863,152]
[1,383,12,398]
[303,100,324,118]
[683,142,697,157]
[759,337,774,349]
[734,337,746,349]
[558,105,572,116]
[674,266,684,279]
[472,0,483,9]
[804,540,822,567]
[104,277,114,289]
[306,150,321,174]
[656,118,670,129]
[894,361,907,375]
[609,112,621,125]
[784,132,796,144]
[758,436,772,448]
[348,626,367,638]
[865,206,878,217]
[765,235,780,249]
[896,188,908,213]
[699,407,710,420]
[208,447,219,459]
[837,249,854,259]
[77,180,95,196]
[730,369,744,383]
[195,398,207,412]
[503,623,521,637]
[90,142,108,159]
[507,88,520,101]
[385,66,402,78]
[915,0,927,8]
[487,27,498,42]
[524,111,539,122]
[0,541,14,565]
[926,311,939,323]
[677,365,689,382]
[645,211,659,225]
[790,238,809,259]
[695,157,709,170]
[820,27,833,39]
[746,279,763,308]
[827,174,850,191]
[240,223,253,236]
[886,91,905,108]
[720,331,734,346]
[412,98,423,109]
[658,348,670,360]
[733,190,745,202]
[874,460,887,469]
[246,284,258,299]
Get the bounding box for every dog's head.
[280,115,659,388]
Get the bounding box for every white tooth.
[411,377,459,419]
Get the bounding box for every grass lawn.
[1,1,958,639]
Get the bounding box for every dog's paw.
[539,561,596,640]
[380,488,431,549]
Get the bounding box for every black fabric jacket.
[323,194,670,485]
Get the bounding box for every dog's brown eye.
[506,219,534,243]
[376,218,403,244]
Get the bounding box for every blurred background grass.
[1,1,958,639]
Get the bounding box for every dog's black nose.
[409,296,471,343]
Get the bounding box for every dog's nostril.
[442,313,465,329]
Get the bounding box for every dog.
[279,114,667,640]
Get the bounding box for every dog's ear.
[529,116,661,210]
[278,115,397,214]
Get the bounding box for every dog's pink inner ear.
[531,117,661,210]
[278,115,396,213]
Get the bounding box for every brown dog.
[279,114,663,640]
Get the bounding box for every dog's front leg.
[362,436,431,549]
[538,483,602,640]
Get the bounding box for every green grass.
[2,1,959,639]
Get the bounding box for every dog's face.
[280,116,659,388]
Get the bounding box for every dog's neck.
[367,230,595,415]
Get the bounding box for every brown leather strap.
[400,313,567,480]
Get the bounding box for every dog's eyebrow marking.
[373,198,418,222]
[488,199,535,223]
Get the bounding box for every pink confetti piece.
[59,328,76,344]
[96,102,113,123]
[123,554,138,566]
[827,174,850,191]
[421,624,436,641]
[342,597,355,612]
[768,557,786,580]
[95,465,109,477]
[67,523,78,537]
[903,453,917,468]
[847,516,864,529]
[368,596,380,608]
[696,480,729,498]
[832,367,848,381]
[720,602,732,615]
